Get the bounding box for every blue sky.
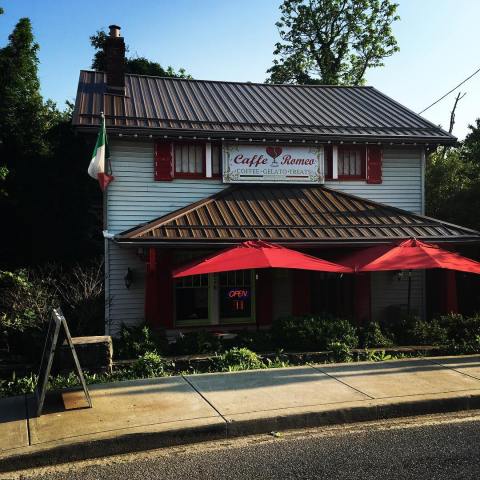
[1,0,479,139]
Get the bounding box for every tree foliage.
[426,119,480,231]
[0,17,46,155]
[267,0,400,85]
[90,30,191,78]
[0,16,102,268]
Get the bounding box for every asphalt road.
[16,412,480,480]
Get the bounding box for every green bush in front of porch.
[271,314,359,352]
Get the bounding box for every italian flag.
[88,114,114,191]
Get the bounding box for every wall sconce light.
[396,270,404,281]
[124,267,134,289]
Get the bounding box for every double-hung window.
[174,143,205,178]
[218,270,253,322]
[338,146,366,179]
[175,274,209,325]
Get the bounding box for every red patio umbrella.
[339,238,480,314]
[172,240,352,278]
[339,238,480,274]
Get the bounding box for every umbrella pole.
[407,270,412,316]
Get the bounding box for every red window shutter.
[154,142,173,181]
[366,146,383,184]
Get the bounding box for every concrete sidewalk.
[2,355,480,472]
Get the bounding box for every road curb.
[2,391,480,474]
[0,420,227,474]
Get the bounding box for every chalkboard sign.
[35,308,92,417]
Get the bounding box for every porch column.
[145,248,159,327]
[443,270,458,314]
[354,272,371,324]
[256,270,273,326]
[144,248,174,328]
[292,270,311,316]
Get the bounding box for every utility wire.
[418,65,480,114]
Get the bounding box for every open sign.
[227,288,249,299]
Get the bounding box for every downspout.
[421,147,427,320]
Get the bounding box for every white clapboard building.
[73,26,479,336]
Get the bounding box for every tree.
[90,30,191,78]
[0,17,103,268]
[426,120,480,232]
[267,0,400,85]
[0,17,45,155]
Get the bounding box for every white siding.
[371,270,424,323]
[105,140,226,334]
[105,141,425,333]
[326,147,424,214]
[105,241,146,336]
[107,141,225,233]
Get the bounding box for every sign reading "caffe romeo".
[222,144,324,184]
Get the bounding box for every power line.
[418,65,480,115]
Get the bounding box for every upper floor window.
[174,143,205,177]
[338,146,366,179]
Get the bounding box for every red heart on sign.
[266,146,283,159]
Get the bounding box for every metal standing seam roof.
[73,70,456,144]
[115,185,480,245]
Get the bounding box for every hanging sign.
[222,144,324,184]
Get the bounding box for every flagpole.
[101,112,108,231]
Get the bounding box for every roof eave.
[113,236,480,247]
[72,124,457,146]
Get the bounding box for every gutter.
[113,237,480,248]
[73,125,458,147]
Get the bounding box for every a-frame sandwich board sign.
[34,307,92,417]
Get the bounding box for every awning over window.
[116,184,480,245]
[172,241,351,278]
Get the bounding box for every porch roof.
[115,185,480,245]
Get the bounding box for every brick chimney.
[104,25,125,94]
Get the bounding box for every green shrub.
[271,314,359,351]
[132,351,168,378]
[0,372,38,397]
[329,341,353,363]
[0,261,105,361]
[114,324,167,359]
[395,313,480,353]
[170,331,222,355]
[365,350,395,362]
[380,312,419,345]
[222,330,274,353]
[215,347,265,372]
[264,355,290,368]
[439,313,480,353]
[409,318,449,345]
[0,269,57,333]
[361,322,394,348]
